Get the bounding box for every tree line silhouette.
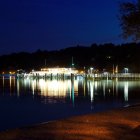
[0,43,140,73]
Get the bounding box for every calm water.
[0,76,140,131]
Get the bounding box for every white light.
[124,82,128,101]
[90,81,94,102]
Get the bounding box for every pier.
[16,72,140,80]
[2,67,140,80]
[86,73,140,80]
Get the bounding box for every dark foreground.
[0,106,140,140]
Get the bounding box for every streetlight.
[124,68,129,73]
[90,67,93,74]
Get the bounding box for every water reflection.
[9,76,16,95]
[1,76,140,106]
[1,76,140,132]
[124,82,128,102]
[16,78,79,103]
[90,81,94,103]
[17,78,20,97]
[71,79,75,107]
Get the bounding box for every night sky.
[0,0,132,55]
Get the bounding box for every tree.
[119,0,140,41]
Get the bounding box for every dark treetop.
[119,0,140,41]
[0,43,140,73]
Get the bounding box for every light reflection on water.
[2,76,140,105]
[0,76,140,131]
[16,78,78,104]
[3,76,140,104]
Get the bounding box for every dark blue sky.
[0,0,132,55]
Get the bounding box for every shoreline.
[0,105,140,140]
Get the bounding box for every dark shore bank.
[0,105,140,140]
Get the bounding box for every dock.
[16,72,140,80]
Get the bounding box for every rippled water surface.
[0,76,140,131]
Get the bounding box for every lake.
[0,76,140,131]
